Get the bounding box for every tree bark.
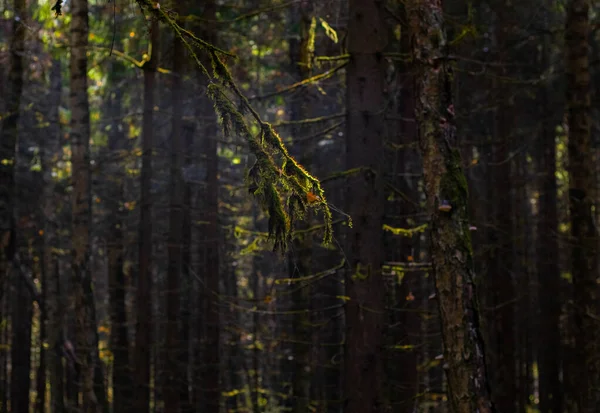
[106,57,132,413]
[344,1,387,413]
[164,7,185,412]
[537,14,562,412]
[196,2,220,411]
[0,0,26,303]
[565,0,600,409]
[69,0,97,409]
[287,3,313,413]
[408,1,495,412]
[44,60,64,406]
[10,276,33,413]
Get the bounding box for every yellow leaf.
[319,18,338,43]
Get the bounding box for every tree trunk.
[537,16,562,413]
[0,0,26,303]
[164,9,185,412]
[344,1,387,413]
[107,58,132,413]
[197,1,220,411]
[408,1,495,412]
[44,59,64,406]
[565,0,599,409]
[10,276,33,413]
[287,3,313,413]
[180,121,195,413]
[134,17,159,413]
[69,0,97,409]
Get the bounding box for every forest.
[0,0,598,412]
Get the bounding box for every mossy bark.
[408,1,495,412]
[565,0,600,410]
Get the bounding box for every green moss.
[351,263,371,281]
[439,148,474,256]
[383,223,428,236]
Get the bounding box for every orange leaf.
[306,192,320,204]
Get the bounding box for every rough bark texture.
[565,0,599,410]
[164,10,185,412]
[0,0,26,302]
[134,17,159,413]
[344,1,387,413]
[69,0,97,409]
[408,1,495,412]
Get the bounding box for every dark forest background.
[0,0,598,412]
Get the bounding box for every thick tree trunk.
[134,17,159,413]
[408,1,495,412]
[564,0,600,410]
[69,0,97,410]
[344,1,387,413]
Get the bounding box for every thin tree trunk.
[197,1,220,411]
[44,58,65,413]
[164,10,185,413]
[344,1,387,413]
[537,16,562,413]
[107,59,132,413]
[565,0,599,409]
[36,255,47,413]
[10,276,33,413]
[134,17,159,413]
[287,3,313,413]
[408,1,495,412]
[180,121,194,413]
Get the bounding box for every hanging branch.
[140,0,333,252]
[53,0,334,252]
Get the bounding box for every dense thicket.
[0,0,599,412]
